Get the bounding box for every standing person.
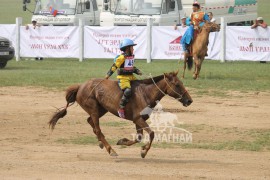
[180,1,210,60]
[207,12,216,23]
[25,19,40,30]
[174,16,188,29]
[25,19,43,61]
[105,39,142,119]
[251,17,268,63]
[251,17,268,29]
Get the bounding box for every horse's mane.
[137,74,164,84]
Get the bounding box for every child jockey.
[180,1,210,57]
[105,38,142,119]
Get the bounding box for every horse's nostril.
[188,100,193,104]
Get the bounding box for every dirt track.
[0,87,270,180]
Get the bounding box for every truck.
[23,0,257,26]
[100,0,257,26]
[23,0,101,26]
[183,0,258,25]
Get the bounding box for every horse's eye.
[175,84,180,88]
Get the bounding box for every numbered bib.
[124,56,135,70]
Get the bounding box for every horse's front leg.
[194,58,203,80]
[134,118,154,158]
[193,56,199,79]
[117,124,143,146]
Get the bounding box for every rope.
[149,73,167,96]
[85,79,106,101]
[163,76,185,99]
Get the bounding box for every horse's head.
[163,71,193,107]
[204,21,220,32]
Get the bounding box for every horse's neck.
[196,28,210,44]
[145,79,167,108]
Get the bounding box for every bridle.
[149,73,188,101]
[205,22,219,32]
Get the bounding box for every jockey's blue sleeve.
[203,13,210,21]
[186,18,191,26]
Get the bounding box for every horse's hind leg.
[117,124,143,146]
[91,113,118,156]
[87,108,108,149]
[87,117,104,149]
[134,118,154,158]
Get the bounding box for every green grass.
[56,135,116,145]
[176,124,270,151]
[55,124,270,151]
[101,121,130,127]
[0,0,35,24]
[0,0,269,24]
[1,59,270,95]
[258,0,270,24]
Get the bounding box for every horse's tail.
[187,56,193,70]
[48,84,80,130]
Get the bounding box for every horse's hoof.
[193,74,197,80]
[110,149,118,157]
[141,149,147,158]
[98,141,104,149]
[116,138,129,145]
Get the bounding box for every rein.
[163,76,187,100]
[149,73,187,101]
[85,79,106,101]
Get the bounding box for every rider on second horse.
[180,1,210,58]
[105,38,142,119]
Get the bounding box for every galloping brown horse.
[183,22,220,79]
[49,71,193,158]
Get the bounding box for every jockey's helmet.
[120,39,137,51]
[192,1,200,8]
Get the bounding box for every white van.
[100,0,257,26]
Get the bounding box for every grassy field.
[56,124,270,151]
[0,0,269,24]
[1,59,269,95]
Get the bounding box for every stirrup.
[118,108,125,119]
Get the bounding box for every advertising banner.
[84,26,147,59]
[226,26,270,61]
[20,26,79,58]
[151,26,221,60]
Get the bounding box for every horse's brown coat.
[183,22,220,79]
[49,71,193,158]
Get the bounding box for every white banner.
[20,26,79,58]
[151,26,221,60]
[0,24,16,49]
[207,31,221,60]
[84,26,147,59]
[226,26,270,61]
[151,26,187,59]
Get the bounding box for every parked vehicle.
[23,0,257,26]
[0,37,14,69]
[100,0,257,26]
[23,0,101,26]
